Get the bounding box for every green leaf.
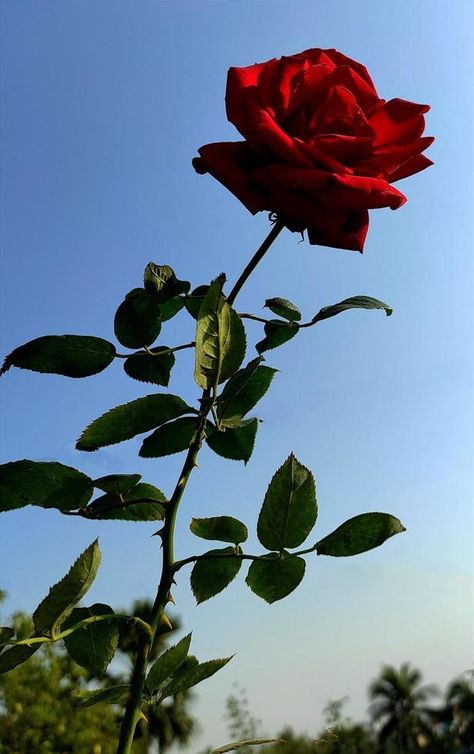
[191,548,242,604]
[114,289,162,349]
[77,684,130,709]
[264,297,302,321]
[93,474,141,494]
[160,656,232,699]
[312,296,393,323]
[86,483,166,522]
[146,633,192,693]
[124,348,175,386]
[140,417,198,458]
[218,364,277,428]
[0,460,93,513]
[0,643,40,674]
[185,285,210,319]
[0,335,116,378]
[63,603,119,675]
[316,512,405,557]
[256,320,298,354]
[246,553,305,603]
[0,627,14,647]
[143,263,190,302]
[33,540,101,636]
[190,516,248,544]
[257,454,317,551]
[76,393,194,451]
[206,418,258,464]
[210,738,284,754]
[158,297,185,322]
[194,276,246,390]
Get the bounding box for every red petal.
[368,98,430,146]
[323,49,378,94]
[319,173,407,210]
[307,210,369,252]
[226,63,268,132]
[388,154,434,182]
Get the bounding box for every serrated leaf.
[218,364,277,428]
[158,297,185,322]
[160,656,232,699]
[114,289,162,349]
[0,460,93,513]
[124,348,175,386]
[0,627,14,647]
[194,276,246,390]
[206,418,258,464]
[190,516,248,544]
[0,643,40,674]
[63,603,119,675]
[93,474,141,494]
[257,454,317,551]
[76,394,194,451]
[140,417,198,458]
[77,684,130,709]
[316,512,405,557]
[33,540,101,636]
[185,285,210,319]
[146,633,192,693]
[256,320,298,354]
[312,296,393,323]
[191,548,242,604]
[0,335,116,378]
[86,483,166,522]
[144,263,190,302]
[264,297,302,321]
[246,553,305,603]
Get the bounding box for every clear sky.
[0,0,473,749]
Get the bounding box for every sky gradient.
[1,1,473,749]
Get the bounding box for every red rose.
[193,48,433,252]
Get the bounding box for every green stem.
[11,614,152,647]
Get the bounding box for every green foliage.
[0,627,14,647]
[124,348,175,386]
[114,288,162,349]
[316,513,405,557]
[257,454,317,551]
[33,540,101,636]
[217,361,277,428]
[160,655,232,699]
[190,549,242,603]
[140,417,199,457]
[76,393,194,451]
[246,553,305,603]
[312,296,393,323]
[190,516,248,544]
[78,684,131,709]
[85,483,166,521]
[0,460,93,513]
[194,276,246,390]
[185,284,210,319]
[0,643,40,674]
[0,334,116,378]
[63,603,119,675]
[94,473,142,494]
[256,320,299,353]
[146,633,192,693]
[143,263,190,302]
[265,297,302,321]
[158,296,186,321]
[206,418,258,463]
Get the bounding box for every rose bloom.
[193,48,433,252]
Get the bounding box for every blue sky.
[0,0,473,747]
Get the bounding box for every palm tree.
[369,663,438,752]
[446,674,474,750]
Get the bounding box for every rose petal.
[226,62,267,130]
[311,134,374,164]
[285,65,335,117]
[368,98,430,146]
[307,209,369,252]
[326,66,380,111]
[388,154,434,182]
[319,173,407,210]
[323,49,378,93]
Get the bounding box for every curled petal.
[388,154,434,182]
[320,173,407,210]
[369,98,430,146]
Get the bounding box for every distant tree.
[444,674,474,750]
[225,683,261,741]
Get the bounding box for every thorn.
[160,613,173,630]
[171,577,177,586]
[152,527,165,538]
[192,460,199,469]
[167,591,176,606]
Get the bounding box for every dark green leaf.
[256,320,298,354]
[146,633,192,693]
[264,297,302,321]
[140,417,198,458]
[316,512,405,557]
[114,289,162,349]
[0,460,93,513]
[160,656,232,699]
[143,263,190,302]
[191,548,242,604]
[185,285,210,319]
[63,603,119,675]
[218,364,277,428]
[190,516,248,544]
[33,540,101,636]
[76,394,194,451]
[77,684,130,709]
[0,643,40,674]
[206,418,258,464]
[124,348,175,386]
[257,453,317,551]
[0,627,14,647]
[158,297,185,322]
[0,335,116,378]
[312,296,393,324]
[86,483,166,522]
[246,553,305,603]
[93,474,141,494]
